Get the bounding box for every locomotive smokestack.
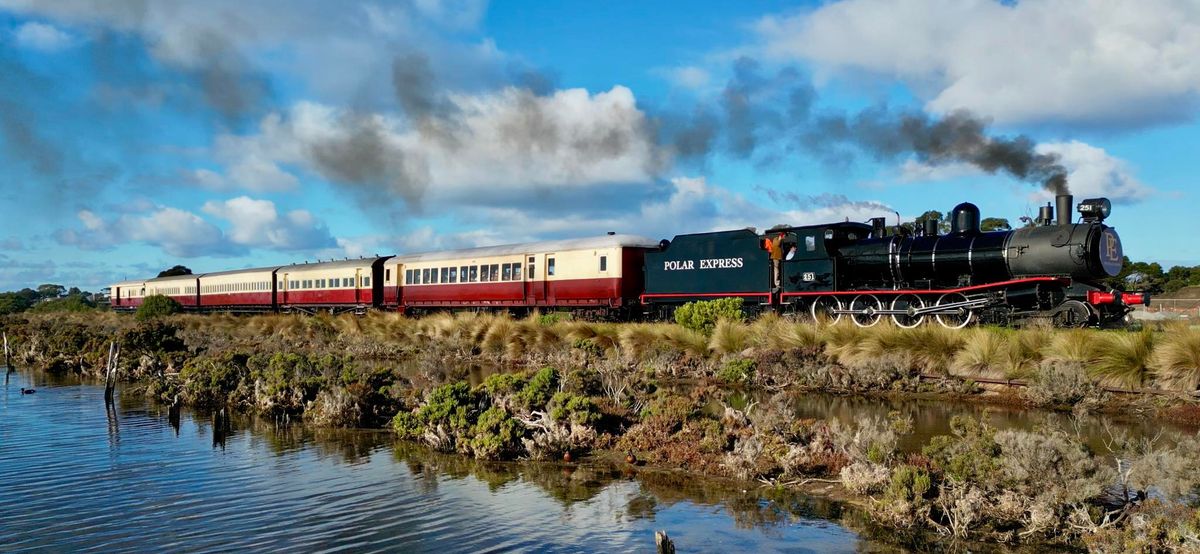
[1038,203,1053,226]
[1056,195,1073,226]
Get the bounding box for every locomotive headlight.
[1077,197,1112,222]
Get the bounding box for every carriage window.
[449,267,457,283]
[599,256,607,272]
[363,277,370,287]
[502,264,512,281]
[440,267,448,283]
[547,258,556,276]
[422,269,430,284]
[806,235,816,252]
[489,264,499,282]
[433,268,442,284]
[385,269,391,283]
[513,265,522,280]
[469,266,478,282]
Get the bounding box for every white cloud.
[12,21,73,51]
[756,0,1200,127]
[201,196,336,251]
[56,207,230,257]
[217,86,663,208]
[1034,141,1152,202]
[56,197,337,257]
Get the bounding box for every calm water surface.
[0,370,870,553]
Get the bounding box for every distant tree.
[0,292,32,315]
[912,210,951,233]
[67,286,83,297]
[980,217,1012,232]
[30,295,95,313]
[37,284,66,300]
[157,265,193,278]
[136,295,181,320]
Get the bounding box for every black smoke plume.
[664,56,1069,195]
[806,107,1069,194]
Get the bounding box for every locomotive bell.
[1077,198,1112,222]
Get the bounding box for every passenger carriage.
[144,274,202,309]
[276,258,392,314]
[109,280,146,311]
[385,234,658,316]
[197,266,279,312]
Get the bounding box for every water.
[0,370,871,553]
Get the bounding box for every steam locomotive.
[643,194,1147,327]
[111,195,1146,328]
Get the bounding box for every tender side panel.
[643,229,769,302]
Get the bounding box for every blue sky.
[0,0,1197,290]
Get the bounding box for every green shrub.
[547,392,601,425]
[674,297,744,334]
[469,406,524,460]
[717,358,756,384]
[136,295,181,320]
[922,415,1000,484]
[885,465,932,503]
[536,311,569,326]
[517,367,559,410]
[481,372,526,397]
[392,410,425,439]
[419,382,480,435]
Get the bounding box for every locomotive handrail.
[779,276,1070,299]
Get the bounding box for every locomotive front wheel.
[891,294,926,328]
[810,296,843,325]
[850,294,882,328]
[935,293,973,329]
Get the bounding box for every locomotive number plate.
[802,272,816,282]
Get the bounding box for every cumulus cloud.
[12,21,73,51]
[201,196,336,251]
[217,86,663,211]
[756,0,1200,127]
[1033,141,1152,202]
[55,197,337,257]
[56,207,231,257]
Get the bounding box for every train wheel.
[850,294,882,328]
[935,293,973,329]
[810,296,842,325]
[891,294,926,328]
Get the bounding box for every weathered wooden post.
[103,342,120,404]
[655,531,675,554]
[3,332,10,370]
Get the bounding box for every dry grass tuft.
[1091,330,1155,389]
[709,318,751,355]
[1150,328,1200,392]
[951,327,1007,378]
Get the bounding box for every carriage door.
[524,255,541,305]
[280,273,289,305]
[544,254,556,304]
[355,268,363,304]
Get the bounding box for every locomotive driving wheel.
[810,295,843,325]
[935,292,974,329]
[890,294,926,328]
[849,294,883,327]
[1052,300,1093,328]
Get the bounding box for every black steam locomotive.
[642,195,1147,327]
